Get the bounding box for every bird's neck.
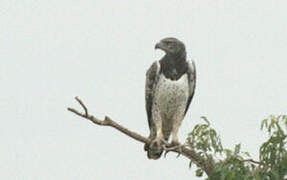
[160,51,187,80]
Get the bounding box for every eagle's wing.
[145,61,160,129]
[184,59,196,115]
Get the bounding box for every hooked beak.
[155,42,163,50]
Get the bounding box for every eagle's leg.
[150,137,167,148]
[152,108,169,147]
[151,128,168,147]
[171,107,186,146]
[170,121,184,157]
[144,134,152,151]
[171,122,181,146]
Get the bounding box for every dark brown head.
[155,37,186,57]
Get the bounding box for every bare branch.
[242,158,261,165]
[68,97,149,144]
[75,96,88,116]
[67,97,214,176]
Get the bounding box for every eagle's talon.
[144,136,153,151]
[164,149,171,158]
[161,139,169,146]
[150,137,166,148]
[144,143,149,151]
[171,140,180,147]
[163,145,174,158]
[163,144,183,158]
[176,145,183,158]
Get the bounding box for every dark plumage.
[144,37,196,159]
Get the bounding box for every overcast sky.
[1,0,287,179]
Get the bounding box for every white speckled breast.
[152,73,189,136]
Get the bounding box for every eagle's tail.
[144,142,164,160]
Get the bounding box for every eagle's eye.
[166,41,174,49]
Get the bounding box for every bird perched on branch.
[144,37,196,159]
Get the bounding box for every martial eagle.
[144,37,196,159]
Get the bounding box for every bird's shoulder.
[186,59,196,81]
[145,61,161,96]
[146,61,160,77]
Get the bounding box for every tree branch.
[67,97,148,144]
[67,97,214,176]
[242,159,262,165]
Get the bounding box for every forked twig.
[68,96,214,175]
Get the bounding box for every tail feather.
[145,142,163,160]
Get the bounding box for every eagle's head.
[155,37,186,56]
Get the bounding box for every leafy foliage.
[186,115,287,180]
[186,116,223,158]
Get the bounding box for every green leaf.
[234,144,241,155]
[261,119,267,130]
[200,116,210,126]
[189,161,193,169]
[195,169,203,177]
[243,151,251,157]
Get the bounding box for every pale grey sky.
[1,0,287,179]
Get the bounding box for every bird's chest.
[154,73,189,116]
